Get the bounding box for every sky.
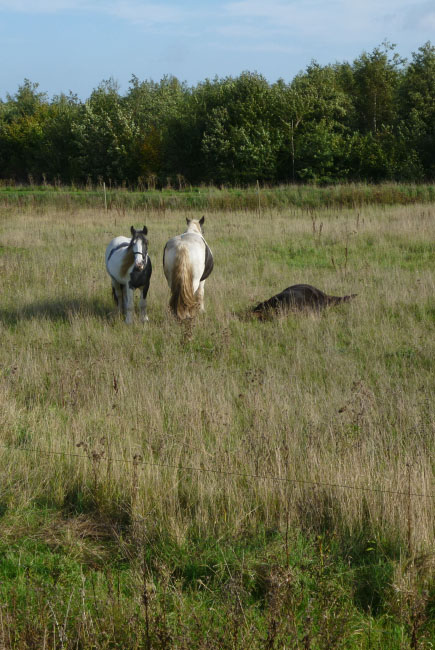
[0,0,434,100]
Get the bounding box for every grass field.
[2,181,435,212]
[0,201,434,648]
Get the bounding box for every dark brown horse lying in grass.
[252,284,356,318]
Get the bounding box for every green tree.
[274,63,351,182]
[39,93,82,182]
[348,42,405,134]
[200,73,280,183]
[335,43,411,181]
[71,79,139,183]
[165,72,281,184]
[399,42,435,177]
[1,42,434,185]
[4,79,47,119]
[125,75,185,181]
[0,80,49,180]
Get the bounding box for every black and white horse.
[105,226,152,323]
[163,217,213,320]
[252,284,356,318]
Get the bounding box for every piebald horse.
[105,226,152,324]
[163,217,213,320]
[252,284,356,318]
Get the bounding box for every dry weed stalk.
[390,554,434,649]
[0,202,433,552]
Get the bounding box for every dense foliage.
[1,42,434,186]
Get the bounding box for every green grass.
[0,510,431,649]
[1,181,435,212]
[0,202,433,647]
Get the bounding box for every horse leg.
[124,286,135,324]
[196,280,205,312]
[140,277,150,323]
[111,280,124,317]
[139,292,149,323]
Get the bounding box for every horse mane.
[170,245,199,319]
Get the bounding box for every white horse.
[163,217,213,320]
[105,226,152,324]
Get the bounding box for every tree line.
[0,41,434,187]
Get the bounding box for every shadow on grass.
[332,532,402,616]
[0,297,112,326]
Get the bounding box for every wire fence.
[0,443,433,500]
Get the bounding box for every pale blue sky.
[1,0,434,100]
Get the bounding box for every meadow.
[2,181,435,213]
[0,199,433,648]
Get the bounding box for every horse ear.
[186,218,191,225]
[199,216,205,226]
[130,226,136,236]
[143,225,148,235]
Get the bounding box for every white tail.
[169,246,199,319]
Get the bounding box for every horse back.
[163,235,204,280]
[180,233,210,283]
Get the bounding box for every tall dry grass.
[0,203,433,552]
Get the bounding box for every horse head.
[130,225,148,271]
[185,216,205,235]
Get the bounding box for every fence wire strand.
[0,443,433,499]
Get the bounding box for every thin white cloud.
[217,24,272,39]
[403,1,435,31]
[0,0,184,22]
[212,0,435,58]
[225,0,346,21]
[223,0,433,34]
[107,2,184,25]
[2,0,431,36]
[0,0,432,58]
[216,39,297,55]
[220,2,355,45]
[419,12,435,29]
[0,0,89,10]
